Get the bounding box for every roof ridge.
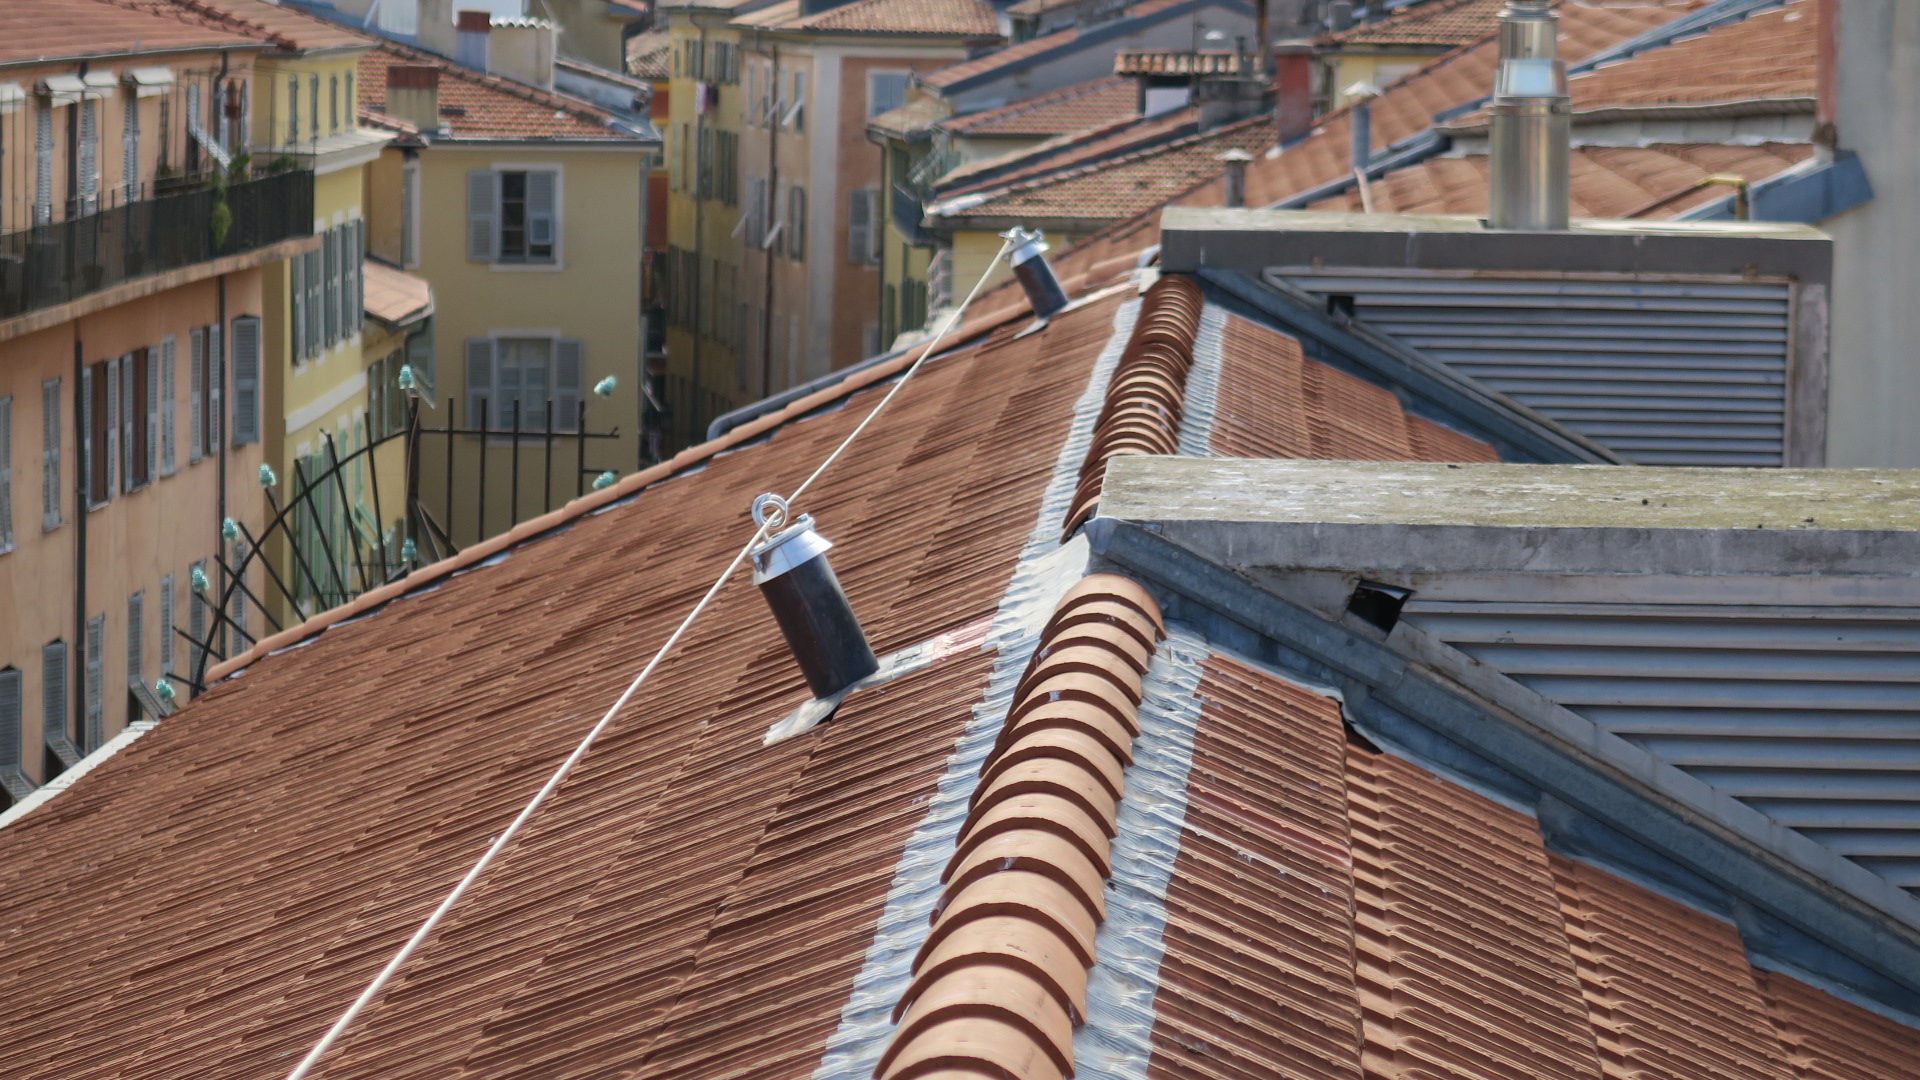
[203,295,1041,684]
[371,38,620,127]
[90,0,288,48]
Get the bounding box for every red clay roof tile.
[943,76,1139,138]
[0,0,263,66]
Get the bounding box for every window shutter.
[527,170,557,253]
[350,220,364,330]
[188,328,204,461]
[0,669,20,772]
[123,94,140,196]
[323,227,338,346]
[554,339,583,433]
[306,248,324,358]
[83,615,104,751]
[41,379,60,529]
[81,365,94,499]
[119,355,134,492]
[34,108,53,224]
[158,337,176,475]
[79,100,98,211]
[333,226,348,343]
[231,315,261,445]
[127,592,144,690]
[0,396,11,550]
[146,348,158,479]
[159,576,175,675]
[105,359,119,498]
[207,321,223,454]
[290,248,306,362]
[465,339,494,428]
[467,169,498,262]
[42,642,67,750]
[848,190,872,266]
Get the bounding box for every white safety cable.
[282,235,1017,1080]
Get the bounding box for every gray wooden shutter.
[159,575,174,675]
[188,328,204,461]
[84,615,103,750]
[306,248,324,358]
[231,315,261,445]
[0,668,21,772]
[146,347,159,478]
[527,171,556,258]
[467,169,497,262]
[0,396,11,551]
[105,359,119,498]
[78,100,98,211]
[847,189,871,266]
[81,364,94,498]
[42,642,67,747]
[123,93,140,196]
[127,592,144,689]
[323,227,338,346]
[290,249,306,362]
[350,220,364,329]
[119,355,133,492]
[34,107,52,224]
[554,339,583,432]
[42,379,60,528]
[207,321,222,454]
[158,337,176,475]
[465,339,494,428]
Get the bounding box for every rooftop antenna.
[1487,0,1570,230]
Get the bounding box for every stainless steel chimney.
[1488,0,1570,230]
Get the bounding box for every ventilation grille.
[1274,270,1794,466]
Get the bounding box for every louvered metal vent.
[1401,599,1920,900]
[1275,270,1794,466]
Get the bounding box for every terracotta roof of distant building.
[922,0,1197,88]
[869,93,953,139]
[625,27,673,80]
[942,75,1138,138]
[933,115,1273,227]
[357,41,640,141]
[0,0,264,66]
[1319,0,1501,49]
[1308,141,1816,217]
[734,0,1000,36]
[935,103,1195,193]
[1,253,1912,1080]
[362,258,433,328]
[103,0,373,53]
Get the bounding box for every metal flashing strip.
[1073,630,1207,1080]
[0,721,159,831]
[1174,307,1224,457]
[1082,517,1920,1019]
[811,294,1143,1080]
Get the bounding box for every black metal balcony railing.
[0,168,315,322]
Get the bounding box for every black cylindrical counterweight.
[1005,228,1069,320]
[752,516,879,700]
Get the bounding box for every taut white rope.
[282,236,1017,1080]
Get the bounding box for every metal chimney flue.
[750,498,880,701]
[1488,0,1570,230]
[1003,227,1069,321]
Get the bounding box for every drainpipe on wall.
[71,335,87,748]
[216,274,228,638]
[691,22,708,438]
[761,41,780,399]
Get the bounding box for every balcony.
[0,168,315,323]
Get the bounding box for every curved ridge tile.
[877,573,1164,1080]
[1063,276,1204,538]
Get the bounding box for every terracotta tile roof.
[625,27,673,80]
[1306,141,1817,218]
[734,0,1001,36]
[922,0,1189,88]
[975,0,1715,289]
[1319,0,1502,49]
[869,93,952,139]
[933,115,1273,227]
[935,104,1195,194]
[942,76,1138,138]
[0,0,262,66]
[1144,653,1920,1080]
[357,41,638,141]
[104,0,372,53]
[362,258,433,327]
[1,261,1911,1079]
